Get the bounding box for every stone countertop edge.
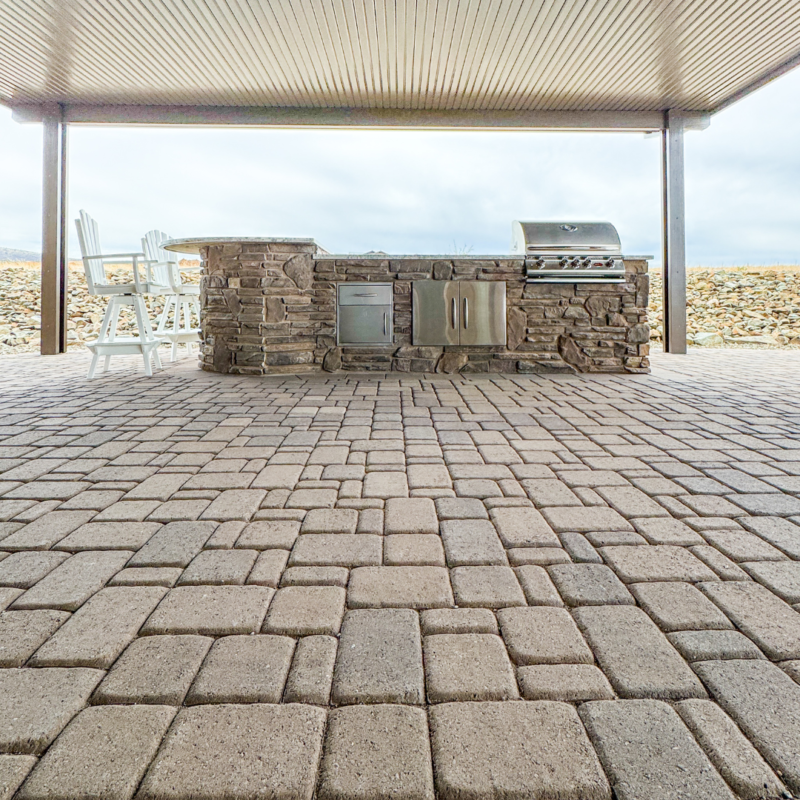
[315,253,653,261]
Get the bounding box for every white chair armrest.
[84,252,147,292]
[85,252,146,260]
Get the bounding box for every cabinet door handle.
[463,297,469,329]
[451,297,457,329]
[384,312,388,335]
[356,292,378,297]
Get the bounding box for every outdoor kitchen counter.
[162,239,651,375]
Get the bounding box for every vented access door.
[412,281,506,346]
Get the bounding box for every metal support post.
[662,109,686,353]
[41,107,69,355]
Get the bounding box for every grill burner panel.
[512,221,626,284]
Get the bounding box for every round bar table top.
[161,237,317,254]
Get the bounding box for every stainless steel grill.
[512,221,625,283]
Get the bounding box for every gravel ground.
[2,261,799,354]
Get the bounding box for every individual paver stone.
[331,609,424,705]
[10,550,131,610]
[693,660,800,794]
[247,550,289,587]
[0,667,104,754]
[0,755,37,800]
[632,517,703,545]
[739,516,800,559]
[284,634,338,705]
[514,565,563,605]
[631,582,734,632]
[574,605,707,699]
[0,610,69,667]
[178,549,259,585]
[420,608,498,635]
[384,497,438,534]
[384,534,445,566]
[667,630,765,662]
[489,506,559,547]
[429,701,610,800]
[675,699,786,800]
[137,704,326,800]
[742,560,800,603]
[347,566,454,609]
[319,705,434,800]
[579,700,736,800]
[186,634,295,704]
[498,607,593,665]
[92,634,212,704]
[236,519,301,549]
[30,586,166,668]
[289,534,382,567]
[200,489,266,520]
[450,566,525,608]
[439,519,507,566]
[301,508,358,534]
[0,552,69,589]
[363,472,409,498]
[701,581,800,660]
[547,563,634,606]
[263,585,346,635]
[127,521,216,566]
[0,511,96,551]
[17,705,176,800]
[517,664,615,701]
[702,530,788,562]
[601,545,718,583]
[541,506,633,533]
[424,634,518,702]
[54,522,162,551]
[142,585,273,635]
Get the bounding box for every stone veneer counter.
[163,238,651,376]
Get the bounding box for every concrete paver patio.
[1,349,800,800]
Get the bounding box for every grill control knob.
[559,257,569,267]
[570,257,581,267]
[582,257,592,267]
[605,258,616,267]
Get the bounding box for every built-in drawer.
[337,283,394,305]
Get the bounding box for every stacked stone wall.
[198,242,649,375]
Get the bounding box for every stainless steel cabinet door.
[460,281,507,346]
[412,281,459,345]
[337,305,392,344]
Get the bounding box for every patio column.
[40,106,69,355]
[661,109,686,354]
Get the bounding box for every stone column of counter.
[197,239,318,375]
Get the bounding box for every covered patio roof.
[1,1,800,355]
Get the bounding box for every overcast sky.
[1,66,799,266]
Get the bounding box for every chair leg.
[88,352,100,379]
[156,295,172,335]
[104,297,122,373]
[132,295,158,375]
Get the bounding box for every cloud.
[1,65,799,266]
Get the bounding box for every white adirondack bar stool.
[76,210,165,378]
[141,230,201,360]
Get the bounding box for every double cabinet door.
[412,280,506,346]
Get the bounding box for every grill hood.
[512,221,621,254]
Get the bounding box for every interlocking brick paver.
[601,544,718,583]
[332,609,424,705]
[450,566,525,607]
[284,634,338,704]
[0,667,104,754]
[319,705,434,800]
[186,634,295,703]
[137,704,326,800]
[0,755,37,800]
[631,581,734,632]
[574,606,707,699]
[0,609,69,667]
[17,705,176,800]
[675,699,786,799]
[0,551,69,588]
[143,585,273,635]
[498,607,593,665]
[424,633,518,702]
[517,663,615,701]
[7,351,800,795]
[666,629,765,662]
[580,700,736,800]
[695,659,800,793]
[430,701,610,800]
[290,533,382,567]
[439,519,507,566]
[701,581,800,660]
[547,563,634,606]
[30,586,166,668]
[264,586,346,634]
[93,634,212,704]
[488,506,560,547]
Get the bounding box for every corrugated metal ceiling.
[1,0,799,114]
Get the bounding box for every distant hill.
[0,247,40,262]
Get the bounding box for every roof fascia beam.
[712,48,800,114]
[10,104,685,131]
